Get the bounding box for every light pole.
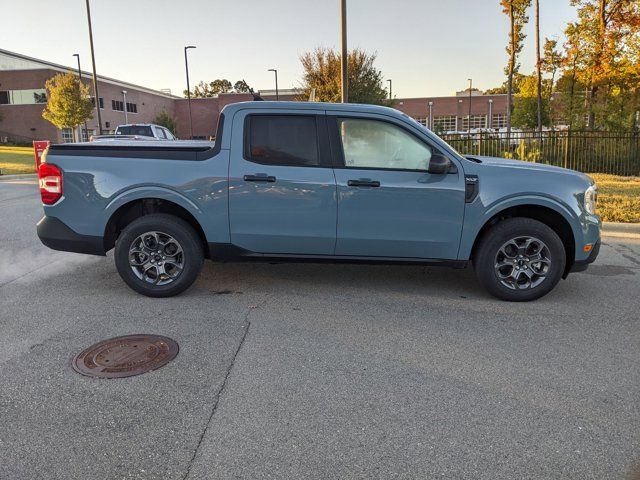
[268,69,279,100]
[488,98,494,129]
[467,78,473,133]
[184,45,196,139]
[122,90,128,124]
[428,101,433,130]
[85,0,103,134]
[340,0,348,103]
[387,79,392,100]
[73,53,89,141]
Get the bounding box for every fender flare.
[459,194,582,260]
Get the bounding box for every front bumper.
[570,239,600,273]
[37,216,106,256]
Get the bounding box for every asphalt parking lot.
[1,178,639,480]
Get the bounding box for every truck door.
[228,111,337,255]
[327,113,465,260]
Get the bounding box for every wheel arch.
[469,202,578,277]
[104,198,209,257]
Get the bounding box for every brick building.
[1,48,509,143]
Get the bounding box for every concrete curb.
[0,173,37,181]
[602,222,640,239]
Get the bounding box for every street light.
[184,45,196,139]
[387,79,392,100]
[467,78,473,134]
[73,53,89,141]
[340,0,348,103]
[268,69,279,100]
[488,98,494,129]
[122,90,128,124]
[85,0,103,134]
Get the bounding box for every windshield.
[116,126,154,137]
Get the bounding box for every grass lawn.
[590,174,640,223]
[0,146,36,175]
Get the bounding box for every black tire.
[473,217,566,302]
[114,214,204,297]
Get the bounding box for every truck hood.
[467,156,592,183]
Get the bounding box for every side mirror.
[428,153,451,174]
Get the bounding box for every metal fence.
[441,130,640,176]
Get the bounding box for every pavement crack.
[181,317,251,480]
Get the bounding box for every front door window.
[338,118,433,171]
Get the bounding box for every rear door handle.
[244,174,276,183]
[347,179,380,187]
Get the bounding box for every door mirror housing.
[428,153,451,174]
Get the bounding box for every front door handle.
[347,179,380,187]
[244,174,276,183]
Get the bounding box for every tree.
[184,79,233,98]
[512,74,551,128]
[42,72,93,140]
[298,47,390,105]
[500,0,532,136]
[152,110,177,135]
[534,0,543,133]
[564,0,640,128]
[486,73,528,94]
[234,80,252,93]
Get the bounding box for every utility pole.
[468,78,473,134]
[184,45,196,139]
[387,79,392,100]
[85,0,103,134]
[268,69,279,100]
[340,0,348,103]
[73,53,89,141]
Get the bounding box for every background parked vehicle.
[90,123,176,142]
[36,101,601,301]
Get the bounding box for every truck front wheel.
[473,217,566,301]
[114,214,204,297]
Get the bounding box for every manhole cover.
[72,334,179,379]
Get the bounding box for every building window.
[126,102,137,113]
[433,115,457,132]
[91,97,104,109]
[81,129,95,142]
[413,117,428,127]
[0,89,47,105]
[61,128,74,143]
[492,113,507,129]
[112,100,124,111]
[461,115,487,130]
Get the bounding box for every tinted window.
[117,126,154,137]
[247,115,319,166]
[337,118,432,171]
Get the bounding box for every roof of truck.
[220,101,403,117]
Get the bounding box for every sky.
[0,0,577,98]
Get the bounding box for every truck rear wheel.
[473,217,566,301]
[114,214,204,297]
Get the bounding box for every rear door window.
[245,115,319,167]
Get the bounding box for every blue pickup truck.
[36,101,600,301]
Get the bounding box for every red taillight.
[38,162,63,205]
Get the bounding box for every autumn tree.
[42,72,93,140]
[152,110,177,135]
[298,47,390,105]
[500,0,532,135]
[564,0,640,129]
[534,0,543,133]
